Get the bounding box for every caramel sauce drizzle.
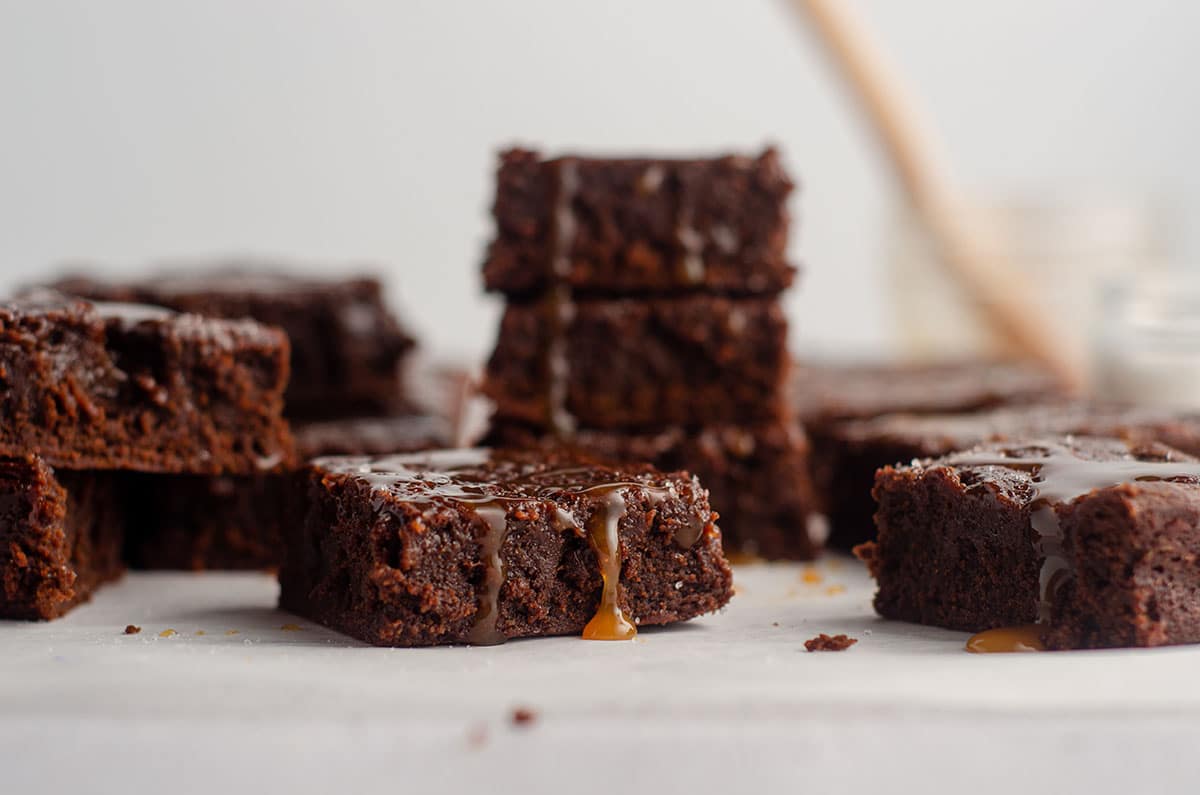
[463,502,513,646]
[581,489,638,641]
[949,442,1200,652]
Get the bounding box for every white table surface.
[5,557,1200,794]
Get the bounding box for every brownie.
[279,448,733,646]
[484,295,788,431]
[0,291,294,474]
[792,359,1066,425]
[817,402,1200,551]
[487,420,819,560]
[861,436,1200,649]
[484,148,796,297]
[125,414,451,571]
[51,269,414,419]
[0,456,124,620]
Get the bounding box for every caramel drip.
[582,489,637,641]
[465,501,511,646]
[546,159,580,437]
[965,625,1045,653]
[948,442,1200,625]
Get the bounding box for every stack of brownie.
[481,147,820,559]
[49,268,452,570]
[0,291,295,618]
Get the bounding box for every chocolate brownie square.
[52,269,414,419]
[279,448,733,646]
[125,414,452,571]
[861,436,1200,650]
[483,294,789,431]
[0,456,124,620]
[0,291,293,474]
[817,402,1200,551]
[487,420,819,560]
[484,148,796,296]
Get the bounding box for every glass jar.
[1093,272,1200,408]
[887,197,1168,380]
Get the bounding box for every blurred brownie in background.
[792,359,1066,426]
[792,359,1069,550]
[484,295,790,430]
[124,413,452,571]
[52,268,415,419]
[0,291,294,474]
[0,291,294,617]
[817,400,1200,551]
[485,148,796,297]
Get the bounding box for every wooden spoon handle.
[789,0,1083,389]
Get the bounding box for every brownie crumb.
[511,707,538,727]
[123,624,141,635]
[805,633,857,652]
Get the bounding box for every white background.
[2,0,1199,360]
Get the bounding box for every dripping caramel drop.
[965,625,1045,653]
[582,490,637,641]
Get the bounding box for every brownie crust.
[484,148,796,297]
[0,291,294,474]
[484,295,789,430]
[279,449,734,646]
